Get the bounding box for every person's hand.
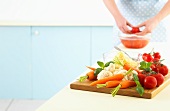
[114,15,133,34]
[136,17,160,36]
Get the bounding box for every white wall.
[0,0,114,25]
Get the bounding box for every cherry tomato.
[152,58,160,63]
[157,64,169,76]
[131,27,140,34]
[150,64,158,72]
[153,52,161,59]
[142,53,153,62]
[150,64,155,69]
[145,54,153,62]
[151,73,164,87]
[138,73,147,87]
[144,76,157,89]
[142,53,148,61]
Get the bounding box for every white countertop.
[36,42,170,111]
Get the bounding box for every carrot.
[87,71,97,81]
[90,74,124,86]
[97,81,121,88]
[78,71,97,82]
[123,63,132,71]
[86,66,96,71]
[120,80,136,89]
[123,63,140,73]
[111,80,136,97]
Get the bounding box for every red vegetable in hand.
[131,27,140,33]
[144,76,157,89]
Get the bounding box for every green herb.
[105,61,114,67]
[136,86,144,96]
[133,73,139,81]
[133,74,144,96]
[97,61,105,69]
[139,61,152,72]
[94,68,103,76]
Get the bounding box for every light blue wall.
[0,26,117,99]
[31,26,91,99]
[0,27,32,98]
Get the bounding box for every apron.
[112,0,170,45]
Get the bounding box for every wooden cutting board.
[70,74,170,99]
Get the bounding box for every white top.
[36,42,170,111]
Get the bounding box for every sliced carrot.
[78,71,96,82]
[97,80,121,88]
[86,66,96,71]
[90,74,124,86]
[120,80,136,89]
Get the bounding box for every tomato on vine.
[146,54,153,62]
[142,53,148,61]
[142,49,162,62]
[153,52,161,59]
[142,53,153,62]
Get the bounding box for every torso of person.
[112,0,170,45]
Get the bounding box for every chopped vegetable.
[120,80,136,89]
[113,51,139,69]
[111,69,133,97]
[97,70,113,80]
[111,80,136,97]
[90,74,124,86]
[114,55,139,72]
[78,71,96,82]
[97,81,121,88]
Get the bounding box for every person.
[103,0,170,44]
